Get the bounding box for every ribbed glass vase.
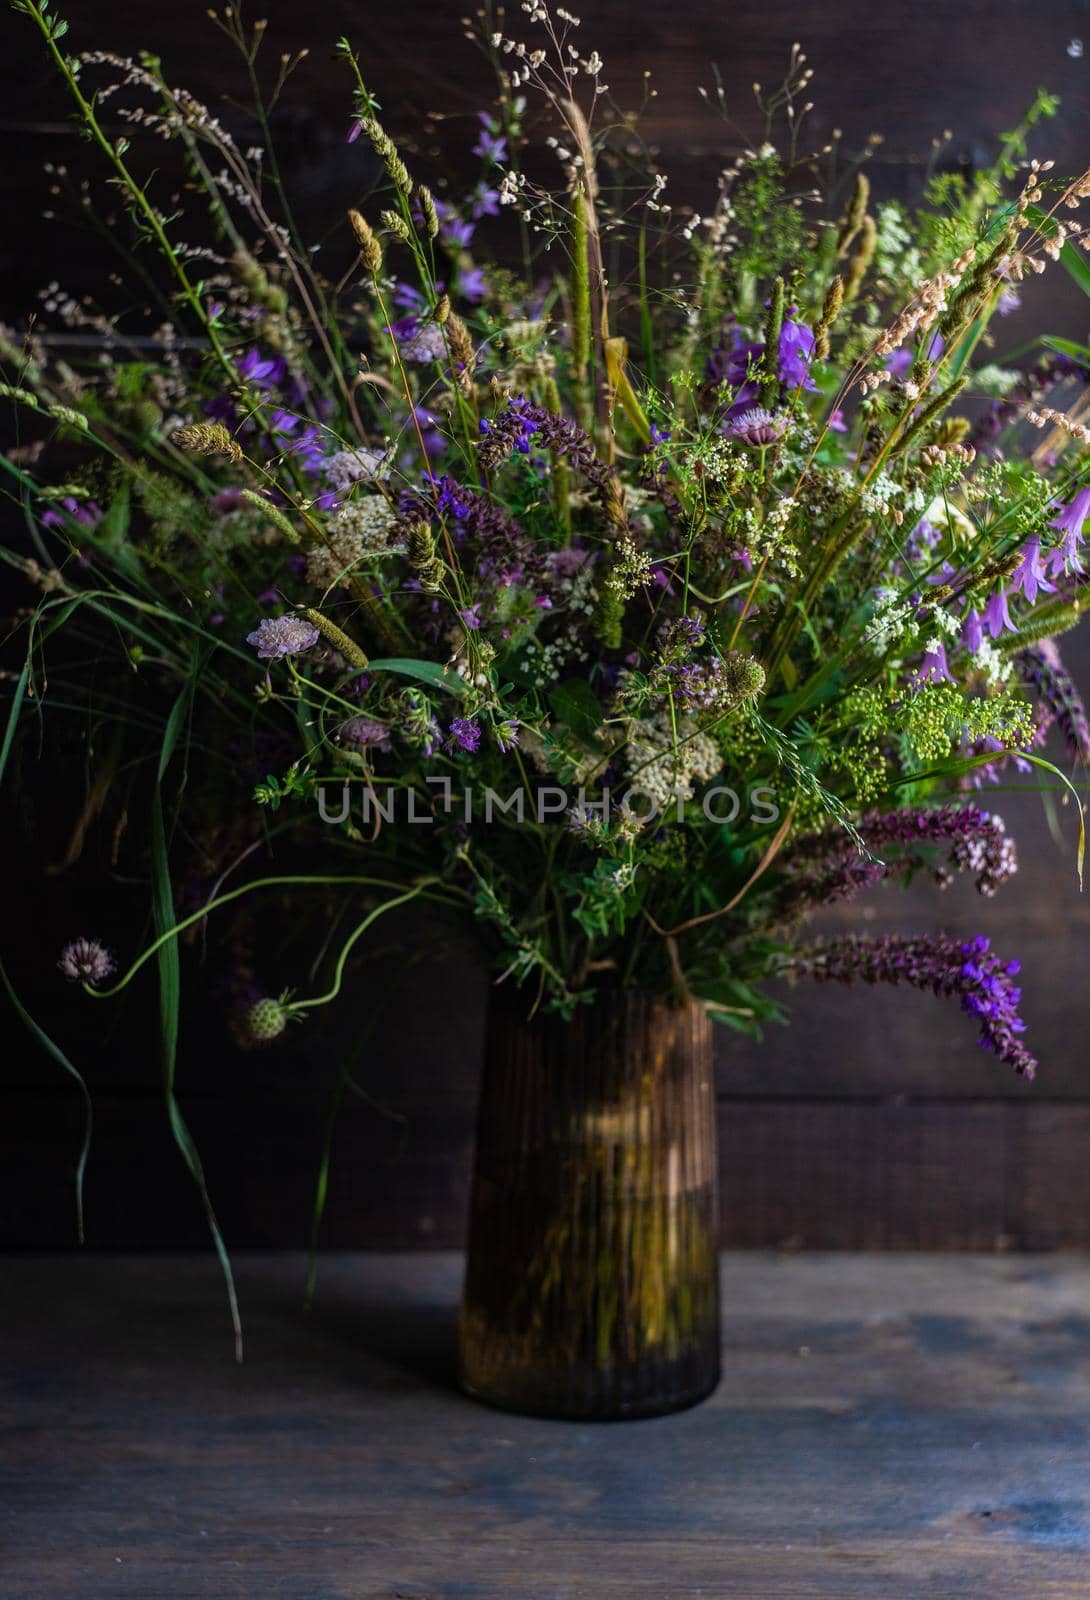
[458,988,720,1419]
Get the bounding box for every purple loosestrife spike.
[783,805,1018,905]
[790,933,1037,1078]
[1016,640,1090,761]
[59,939,114,986]
[246,615,320,660]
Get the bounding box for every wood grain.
[2,0,1090,1250]
[4,1251,1090,1596]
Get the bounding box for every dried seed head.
[380,209,413,244]
[171,422,243,463]
[415,183,439,239]
[347,209,383,273]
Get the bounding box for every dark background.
[3,0,1090,1255]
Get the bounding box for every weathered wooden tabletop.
[4,1252,1090,1598]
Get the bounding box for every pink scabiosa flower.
[342,717,392,753]
[723,406,787,446]
[246,615,320,660]
[59,939,114,986]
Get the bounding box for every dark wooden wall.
[3,0,1090,1253]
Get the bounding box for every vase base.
[457,1356,721,1422]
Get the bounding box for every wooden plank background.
[2,0,1090,1251]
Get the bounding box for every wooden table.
[4,1253,1090,1597]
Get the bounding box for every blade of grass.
[155,673,243,1360]
[0,957,93,1243]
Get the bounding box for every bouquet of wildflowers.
[6,0,1090,1118]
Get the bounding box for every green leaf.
[154,676,243,1359]
[367,657,466,695]
[0,957,92,1243]
[548,678,603,742]
[1042,335,1090,366]
[0,657,29,788]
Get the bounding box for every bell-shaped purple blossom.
[1010,536,1056,605]
[1049,486,1090,539]
[912,640,954,685]
[983,587,1017,639]
[473,115,507,165]
[962,608,985,654]
[777,314,816,390]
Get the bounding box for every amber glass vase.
[458,988,721,1419]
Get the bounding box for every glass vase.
[459,987,720,1419]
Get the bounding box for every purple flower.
[496,718,520,753]
[784,804,1017,904]
[442,217,475,249]
[983,587,1016,639]
[347,118,363,144]
[459,267,487,304]
[777,313,816,390]
[402,322,448,363]
[962,608,985,654]
[236,348,286,388]
[342,716,392,752]
[723,406,787,446]
[446,717,481,754]
[59,938,115,986]
[997,289,1022,316]
[1010,536,1056,605]
[912,640,954,685]
[473,115,507,165]
[459,604,482,631]
[1017,640,1090,761]
[471,183,500,219]
[884,333,945,378]
[393,282,430,314]
[41,496,102,530]
[828,409,848,434]
[1048,487,1090,568]
[246,615,320,660]
[791,932,1037,1077]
